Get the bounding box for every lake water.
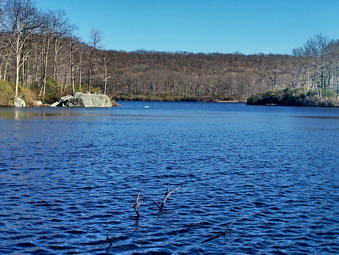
[0,102,338,254]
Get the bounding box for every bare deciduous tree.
[103,57,110,95]
[88,29,102,91]
[1,0,43,96]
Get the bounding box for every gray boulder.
[54,92,112,107]
[50,101,59,107]
[13,97,26,107]
[32,100,43,106]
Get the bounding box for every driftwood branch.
[155,185,181,211]
[202,210,245,243]
[202,226,232,243]
[106,233,112,247]
[133,192,143,218]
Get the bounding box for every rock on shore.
[52,92,113,107]
[14,97,26,107]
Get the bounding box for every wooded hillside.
[1,0,338,104]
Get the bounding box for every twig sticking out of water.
[202,210,245,243]
[155,185,181,211]
[133,192,143,219]
[106,233,112,247]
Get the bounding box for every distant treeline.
[0,0,339,104]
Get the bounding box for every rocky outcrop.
[13,97,26,107]
[50,101,59,107]
[30,100,43,107]
[52,92,113,107]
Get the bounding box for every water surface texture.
[0,102,338,254]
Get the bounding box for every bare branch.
[89,28,103,49]
[133,192,143,218]
[202,226,232,243]
[19,48,31,68]
[163,185,180,206]
[106,233,112,247]
[155,185,181,211]
[202,210,245,243]
[154,200,161,211]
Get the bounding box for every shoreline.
[1,100,339,108]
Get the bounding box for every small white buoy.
[144,106,150,109]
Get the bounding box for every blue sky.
[35,0,339,55]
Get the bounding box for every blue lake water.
[0,102,338,254]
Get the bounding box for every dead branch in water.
[106,233,112,247]
[202,210,245,243]
[155,185,181,211]
[202,226,232,243]
[133,192,143,219]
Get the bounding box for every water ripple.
[0,103,338,254]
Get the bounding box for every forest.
[0,0,339,105]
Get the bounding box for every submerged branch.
[155,185,181,211]
[106,233,112,247]
[202,227,232,243]
[202,210,245,243]
[133,192,143,219]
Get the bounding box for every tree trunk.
[79,49,82,91]
[15,39,21,97]
[42,38,51,102]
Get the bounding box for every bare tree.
[88,29,102,91]
[77,46,83,91]
[39,10,74,101]
[68,36,79,94]
[103,57,110,95]
[1,0,43,97]
[326,40,339,98]
[303,34,329,93]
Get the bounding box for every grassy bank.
[0,80,40,106]
[247,88,338,107]
[0,80,15,107]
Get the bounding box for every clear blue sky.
[35,0,339,55]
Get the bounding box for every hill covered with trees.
[0,0,338,106]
